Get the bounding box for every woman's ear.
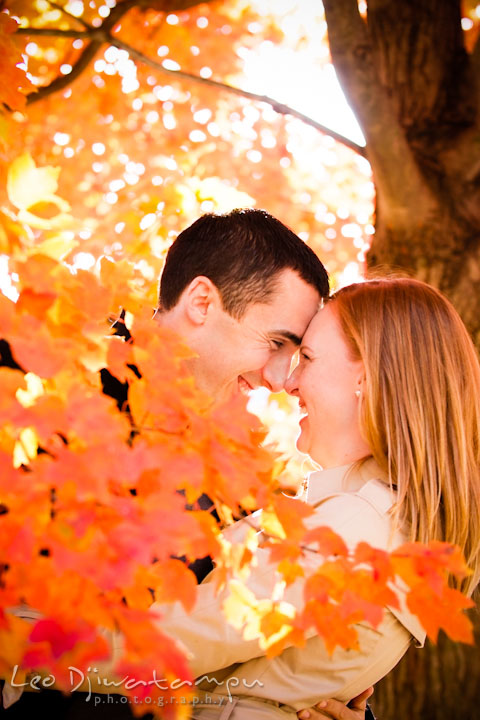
[355,368,365,399]
[183,276,222,326]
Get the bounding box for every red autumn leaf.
[28,618,90,658]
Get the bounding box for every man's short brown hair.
[158,209,329,318]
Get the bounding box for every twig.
[47,0,91,29]
[113,35,366,156]
[26,39,103,104]
[16,27,91,37]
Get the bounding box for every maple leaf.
[299,601,360,655]
[270,493,314,543]
[0,614,32,675]
[303,526,349,558]
[16,289,57,320]
[392,541,471,595]
[144,560,198,612]
[23,618,110,686]
[276,558,305,585]
[354,542,395,584]
[113,606,193,691]
[7,154,73,230]
[406,584,474,644]
[0,13,35,111]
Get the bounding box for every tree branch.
[20,9,365,155]
[26,39,103,104]
[17,27,91,38]
[111,35,366,156]
[24,0,139,105]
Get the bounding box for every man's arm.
[297,687,375,720]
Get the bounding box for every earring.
[355,390,361,398]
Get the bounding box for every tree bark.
[324,0,480,343]
[323,1,480,715]
[370,609,480,720]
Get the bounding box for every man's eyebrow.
[271,330,302,346]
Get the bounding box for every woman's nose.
[284,366,299,396]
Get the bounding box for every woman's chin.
[295,428,310,456]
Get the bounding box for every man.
[154,209,375,720]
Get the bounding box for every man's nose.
[262,355,291,393]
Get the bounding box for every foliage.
[0,0,374,284]
[0,2,476,716]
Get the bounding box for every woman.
[150,277,480,719]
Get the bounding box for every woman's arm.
[298,687,375,720]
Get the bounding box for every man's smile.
[238,376,254,395]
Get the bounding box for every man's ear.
[183,276,222,326]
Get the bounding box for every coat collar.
[304,456,390,506]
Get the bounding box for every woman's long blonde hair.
[331,277,480,596]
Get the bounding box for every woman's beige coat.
[152,459,426,719]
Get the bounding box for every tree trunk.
[323,1,480,716]
[370,609,480,720]
[324,0,480,344]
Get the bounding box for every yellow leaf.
[16,372,44,408]
[193,177,255,212]
[13,426,38,468]
[7,153,72,230]
[260,509,286,540]
[33,233,79,261]
[222,579,271,637]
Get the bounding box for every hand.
[297,686,374,720]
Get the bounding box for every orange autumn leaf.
[7,316,75,378]
[270,493,315,543]
[264,624,306,659]
[405,583,474,644]
[276,558,305,585]
[300,601,360,655]
[392,541,471,594]
[0,13,35,111]
[15,289,57,320]
[0,614,33,675]
[145,559,198,612]
[303,526,349,558]
[354,542,395,584]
